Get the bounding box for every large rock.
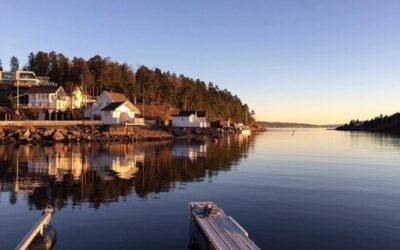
[43,129,54,138]
[18,130,31,141]
[70,130,81,138]
[52,131,65,141]
[31,133,42,141]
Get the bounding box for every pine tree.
[0,58,3,71]
[26,52,36,71]
[10,56,19,72]
[34,51,49,76]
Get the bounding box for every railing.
[15,206,54,250]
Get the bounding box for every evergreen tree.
[48,51,60,82]
[0,58,3,71]
[10,56,19,72]
[26,52,36,71]
[34,51,49,76]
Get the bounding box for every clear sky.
[1,0,399,124]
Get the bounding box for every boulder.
[18,130,31,141]
[52,131,65,141]
[71,130,81,138]
[43,129,54,138]
[31,133,42,141]
[6,137,16,144]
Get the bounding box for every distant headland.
[258,121,339,129]
[336,112,400,134]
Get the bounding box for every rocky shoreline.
[0,125,174,145]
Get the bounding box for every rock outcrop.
[0,125,174,145]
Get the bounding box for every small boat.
[188,201,260,250]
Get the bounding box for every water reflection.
[0,135,253,210]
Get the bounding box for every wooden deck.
[189,202,260,250]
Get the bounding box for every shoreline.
[0,125,265,145]
[335,127,400,135]
[0,125,174,145]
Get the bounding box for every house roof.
[101,100,141,113]
[65,86,83,95]
[196,111,207,117]
[172,110,207,117]
[101,102,124,111]
[27,86,62,94]
[104,91,128,102]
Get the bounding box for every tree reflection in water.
[0,135,253,210]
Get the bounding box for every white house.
[171,110,210,128]
[234,123,244,130]
[84,91,128,119]
[27,86,70,111]
[101,100,142,125]
[66,86,92,110]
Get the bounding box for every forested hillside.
[16,51,254,123]
[337,113,400,133]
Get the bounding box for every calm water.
[0,129,399,249]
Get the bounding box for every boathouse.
[172,110,210,128]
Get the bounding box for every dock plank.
[189,202,260,250]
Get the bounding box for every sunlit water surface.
[0,129,399,249]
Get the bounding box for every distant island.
[258,121,339,128]
[336,112,400,134]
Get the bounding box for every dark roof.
[101,102,124,111]
[196,111,207,117]
[172,110,207,117]
[27,86,61,94]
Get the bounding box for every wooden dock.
[15,206,55,250]
[188,202,260,250]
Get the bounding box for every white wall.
[101,103,137,125]
[84,92,113,118]
[172,115,210,128]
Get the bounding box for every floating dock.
[189,202,260,250]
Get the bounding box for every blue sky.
[1,0,399,124]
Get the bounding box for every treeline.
[337,113,400,133]
[7,51,255,123]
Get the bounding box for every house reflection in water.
[27,144,145,181]
[109,151,144,179]
[171,143,207,161]
[87,144,145,180]
[28,146,90,182]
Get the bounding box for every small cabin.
[172,110,210,128]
